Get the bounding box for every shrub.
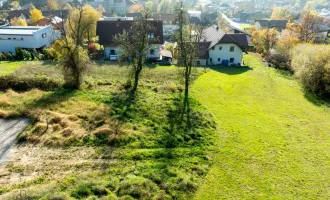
[291,44,330,96]
[0,75,62,91]
[3,52,14,61]
[15,47,24,60]
[22,49,32,60]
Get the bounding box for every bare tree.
[174,2,204,122]
[113,11,156,94]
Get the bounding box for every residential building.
[195,25,250,66]
[91,0,127,15]
[96,18,164,61]
[30,16,64,31]
[152,14,177,39]
[0,26,60,53]
[255,20,288,32]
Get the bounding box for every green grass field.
[1,55,330,199]
[0,62,216,199]
[0,62,23,76]
[193,55,330,199]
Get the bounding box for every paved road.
[0,118,29,166]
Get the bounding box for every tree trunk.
[132,66,142,93]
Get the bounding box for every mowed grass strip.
[193,54,330,199]
[0,62,23,76]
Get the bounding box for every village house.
[152,14,177,39]
[96,17,164,61]
[0,25,60,53]
[195,25,250,66]
[30,16,64,31]
[255,20,288,32]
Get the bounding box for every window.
[21,38,24,40]
[230,46,235,52]
[13,38,16,40]
[212,47,215,50]
[219,46,222,50]
[218,58,221,62]
[210,58,212,61]
[110,49,116,55]
[150,49,155,55]
[230,58,234,63]
[8,38,11,40]
[148,33,155,39]
[197,61,201,66]
[42,33,47,38]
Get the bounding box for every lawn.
[1,55,330,199]
[193,55,330,199]
[0,61,23,76]
[0,61,216,199]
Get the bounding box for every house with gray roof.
[195,25,250,66]
[255,20,288,32]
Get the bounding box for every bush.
[15,47,24,60]
[0,75,62,91]
[291,44,330,96]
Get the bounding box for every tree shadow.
[25,89,78,110]
[204,65,253,75]
[106,89,137,122]
[303,89,330,108]
[161,94,215,148]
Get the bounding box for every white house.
[188,11,202,20]
[0,26,60,54]
[96,18,164,61]
[152,14,178,38]
[195,25,250,66]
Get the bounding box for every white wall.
[0,26,55,54]
[208,43,243,65]
[104,44,161,60]
[147,44,161,59]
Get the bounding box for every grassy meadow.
[1,54,330,199]
[0,62,23,76]
[0,61,216,199]
[193,55,330,199]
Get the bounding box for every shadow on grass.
[161,95,214,148]
[303,89,330,108]
[107,90,137,122]
[25,89,78,109]
[205,65,253,75]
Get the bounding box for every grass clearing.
[0,61,216,199]
[193,55,330,199]
[0,62,23,76]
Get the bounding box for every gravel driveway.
[0,118,29,166]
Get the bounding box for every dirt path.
[0,118,29,166]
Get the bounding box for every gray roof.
[200,25,250,51]
[202,25,226,48]
[256,20,288,29]
[152,14,176,25]
[160,50,172,58]
[0,26,45,35]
